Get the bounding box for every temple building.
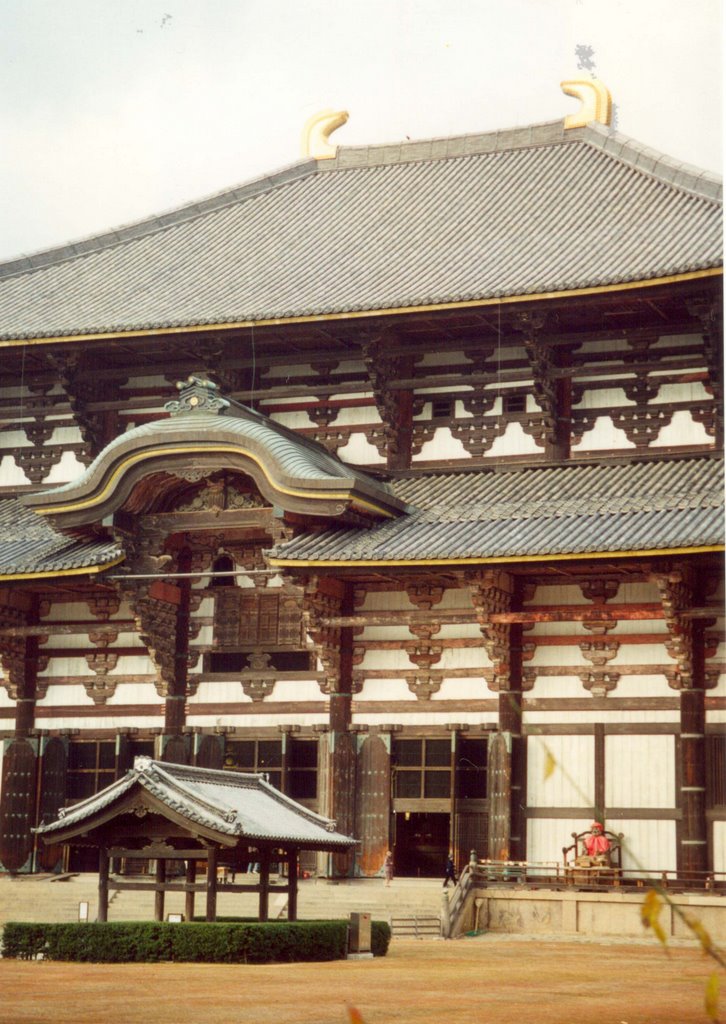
[0,82,722,883]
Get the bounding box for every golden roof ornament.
[301,109,349,160]
[561,79,612,129]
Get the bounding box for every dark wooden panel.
[36,736,67,871]
[487,732,511,861]
[197,734,223,769]
[0,739,38,873]
[331,731,356,877]
[161,734,189,765]
[355,733,390,877]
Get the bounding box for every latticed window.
[392,738,451,799]
[214,591,303,647]
[456,737,488,799]
[288,739,318,800]
[223,739,282,790]
[67,741,116,801]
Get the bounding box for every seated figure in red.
[578,821,611,867]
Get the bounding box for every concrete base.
[346,952,374,960]
[455,887,726,943]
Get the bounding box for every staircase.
[0,874,444,937]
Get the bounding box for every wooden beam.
[321,604,669,627]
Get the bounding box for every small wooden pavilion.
[34,757,356,922]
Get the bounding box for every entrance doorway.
[394,812,449,877]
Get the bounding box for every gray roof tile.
[270,458,724,565]
[0,120,720,340]
[36,758,355,849]
[0,498,122,575]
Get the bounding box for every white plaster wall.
[262,363,314,379]
[360,627,411,643]
[529,645,589,668]
[353,711,498,727]
[332,405,381,426]
[356,678,416,700]
[335,432,384,464]
[572,387,635,410]
[34,716,163,731]
[47,631,138,650]
[269,409,316,430]
[358,592,413,611]
[46,425,84,444]
[186,712,328,728]
[713,823,726,874]
[187,682,251,704]
[436,623,480,638]
[437,647,490,670]
[0,682,14,707]
[525,585,592,606]
[605,735,675,807]
[611,642,672,667]
[37,684,99,706]
[527,735,594,806]
[609,674,674,698]
[0,454,29,486]
[357,649,415,670]
[527,818,592,865]
[617,819,677,873]
[524,711,680,726]
[572,417,635,451]
[652,410,712,447]
[651,381,711,404]
[414,427,470,461]
[430,677,489,700]
[486,421,541,457]
[106,682,163,705]
[269,679,326,701]
[527,674,585,698]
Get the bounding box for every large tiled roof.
[269,457,724,565]
[0,497,122,577]
[0,120,721,340]
[36,758,355,850]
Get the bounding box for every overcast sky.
[0,0,721,261]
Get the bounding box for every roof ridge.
[579,122,722,202]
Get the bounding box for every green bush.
[371,920,391,957]
[1,920,359,963]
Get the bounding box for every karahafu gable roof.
[35,758,356,851]
[0,119,721,341]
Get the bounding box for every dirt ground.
[0,936,720,1024]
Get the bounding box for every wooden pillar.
[154,858,166,922]
[258,850,270,922]
[205,847,218,922]
[185,859,196,922]
[98,847,109,923]
[680,688,707,876]
[287,849,298,922]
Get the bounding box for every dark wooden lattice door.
[356,734,390,876]
[0,739,38,872]
[36,737,67,871]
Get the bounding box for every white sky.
[0,0,721,261]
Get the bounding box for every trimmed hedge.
[2,918,391,963]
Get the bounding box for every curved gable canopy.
[22,377,406,529]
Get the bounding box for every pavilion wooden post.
[98,846,109,922]
[287,848,298,922]
[154,858,166,921]
[185,858,196,922]
[206,847,218,922]
[258,850,270,922]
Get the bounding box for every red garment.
[584,832,611,856]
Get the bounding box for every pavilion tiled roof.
[0,120,720,340]
[269,457,724,565]
[36,758,356,850]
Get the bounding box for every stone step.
[0,874,445,926]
